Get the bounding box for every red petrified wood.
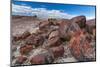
[20,44,33,55]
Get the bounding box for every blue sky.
[12,1,96,19]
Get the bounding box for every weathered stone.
[30,54,47,64]
[39,20,50,30]
[50,45,64,58]
[59,19,70,38]
[13,31,31,41]
[68,22,81,32]
[48,18,58,25]
[20,44,33,55]
[81,42,95,61]
[30,48,54,63]
[12,15,96,64]
[69,31,95,61]
[47,30,61,47]
[71,15,86,28]
[30,50,54,64]
[25,34,44,47]
[59,19,80,41]
[16,56,27,64]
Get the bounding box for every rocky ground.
[11,15,96,66]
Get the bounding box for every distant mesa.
[12,15,37,20]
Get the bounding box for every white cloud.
[12,4,33,15]
[86,16,95,20]
[12,3,75,19]
[12,3,95,20]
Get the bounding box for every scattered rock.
[47,30,61,47]
[12,15,96,65]
[30,54,46,64]
[39,20,50,30]
[30,51,54,64]
[59,19,80,41]
[81,42,95,61]
[54,57,77,63]
[20,44,33,55]
[50,45,64,58]
[68,22,81,32]
[59,19,70,39]
[29,48,54,63]
[48,18,58,25]
[13,31,31,41]
[25,34,44,47]
[69,31,95,61]
[16,56,27,64]
[71,15,86,28]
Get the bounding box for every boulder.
[16,56,27,64]
[81,42,95,61]
[38,19,60,39]
[30,52,54,64]
[20,44,33,55]
[69,31,95,61]
[59,19,80,41]
[13,31,31,41]
[59,19,70,39]
[25,34,44,47]
[30,48,54,63]
[47,30,61,47]
[71,15,86,28]
[68,22,81,32]
[50,45,64,58]
[39,20,50,30]
[48,18,58,25]
[30,54,46,64]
